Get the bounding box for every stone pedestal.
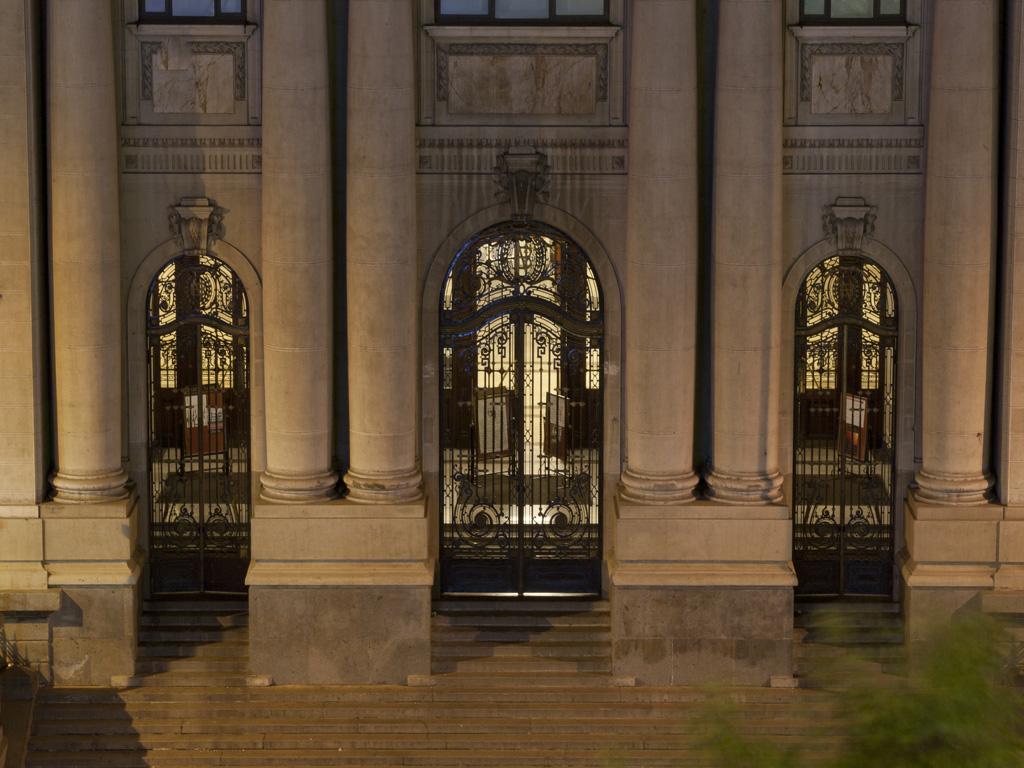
[610,499,795,685]
[42,497,140,686]
[247,499,431,684]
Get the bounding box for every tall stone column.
[49,0,129,503]
[612,0,793,687]
[249,0,430,686]
[707,0,784,505]
[914,1,995,506]
[259,0,338,502]
[617,0,699,504]
[343,0,423,504]
[45,0,139,686]
[904,0,999,638]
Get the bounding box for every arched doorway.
[793,255,898,596]
[439,222,604,596]
[146,253,251,595]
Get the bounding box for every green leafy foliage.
[700,614,1024,768]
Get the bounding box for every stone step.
[431,657,611,674]
[141,612,249,628]
[139,627,249,643]
[794,612,903,629]
[798,627,904,645]
[795,600,900,614]
[134,657,250,674]
[35,684,829,706]
[138,641,250,658]
[143,600,249,613]
[420,672,635,688]
[111,673,253,689]
[432,627,611,644]
[433,600,609,614]
[432,613,610,628]
[431,641,610,659]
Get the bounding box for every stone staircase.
[419,599,634,687]
[26,684,841,767]
[793,600,907,686]
[111,599,252,689]
[24,596,845,767]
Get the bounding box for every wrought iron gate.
[147,253,251,594]
[439,223,603,595]
[793,255,897,596]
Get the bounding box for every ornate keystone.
[822,196,876,254]
[168,196,226,253]
[493,148,550,222]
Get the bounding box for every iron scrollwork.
[440,222,603,595]
[793,254,898,596]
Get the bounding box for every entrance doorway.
[793,255,897,596]
[146,253,251,594]
[439,223,603,595]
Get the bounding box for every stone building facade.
[0,0,1020,689]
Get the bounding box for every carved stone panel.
[145,40,241,115]
[809,53,893,115]
[447,51,597,115]
[439,44,605,117]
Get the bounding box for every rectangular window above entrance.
[140,0,245,22]
[437,0,607,23]
[800,0,903,23]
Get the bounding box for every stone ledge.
[617,500,790,520]
[253,500,427,520]
[245,560,434,587]
[610,561,797,588]
[45,559,143,587]
[899,557,995,589]
[0,589,60,614]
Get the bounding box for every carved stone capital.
[822,196,877,254]
[168,196,227,253]
[493,149,550,222]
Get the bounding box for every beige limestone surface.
[259,0,337,503]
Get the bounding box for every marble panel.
[447,53,596,116]
[810,54,893,115]
[150,40,235,114]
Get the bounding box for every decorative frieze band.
[121,136,261,174]
[417,136,627,175]
[436,43,609,103]
[782,136,922,174]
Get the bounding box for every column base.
[248,496,432,683]
[913,470,993,505]
[618,467,698,505]
[50,468,130,504]
[705,467,784,505]
[343,466,423,504]
[259,469,339,503]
